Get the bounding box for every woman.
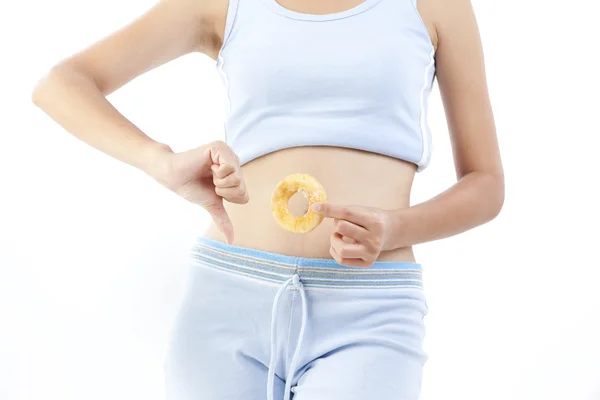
[32,0,504,398]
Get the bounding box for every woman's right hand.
[151,140,249,244]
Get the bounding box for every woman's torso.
[204,146,418,261]
[204,0,437,262]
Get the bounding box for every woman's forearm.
[388,171,505,249]
[32,64,172,175]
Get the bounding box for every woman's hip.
[165,236,428,398]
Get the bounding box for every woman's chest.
[219,22,427,107]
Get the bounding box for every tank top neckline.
[259,0,385,21]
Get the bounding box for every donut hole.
[288,191,309,217]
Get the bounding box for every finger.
[312,203,371,228]
[204,200,234,244]
[341,235,358,245]
[207,141,240,165]
[329,245,370,268]
[211,162,236,179]
[335,219,369,242]
[215,186,249,204]
[330,232,366,259]
[329,245,342,264]
[213,172,242,188]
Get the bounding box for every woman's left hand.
[311,202,396,268]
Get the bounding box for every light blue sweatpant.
[164,237,428,400]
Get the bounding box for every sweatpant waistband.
[191,237,423,289]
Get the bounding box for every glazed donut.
[271,173,327,233]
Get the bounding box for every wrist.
[384,207,411,250]
[137,141,174,182]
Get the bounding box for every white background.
[2,0,600,399]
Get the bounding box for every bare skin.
[32,0,503,265]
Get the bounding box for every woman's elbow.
[483,172,505,222]
[31,71,50,107]
[31,66,63,108]
[32,63,92,108]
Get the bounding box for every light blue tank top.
[216,0,436,171]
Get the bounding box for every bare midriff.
[203,146,418,262]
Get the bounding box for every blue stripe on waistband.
[191,237,423,289]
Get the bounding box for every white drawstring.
[283,276,307,400]
[266,273,308,400]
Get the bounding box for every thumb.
[204,199,234,244]
[194,147,215,175]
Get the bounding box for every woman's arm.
[312,0,504,266]
[31,0,224,179]
[32,0,249,242]
[387,0,504,249]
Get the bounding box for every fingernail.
[311,203,322,212]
